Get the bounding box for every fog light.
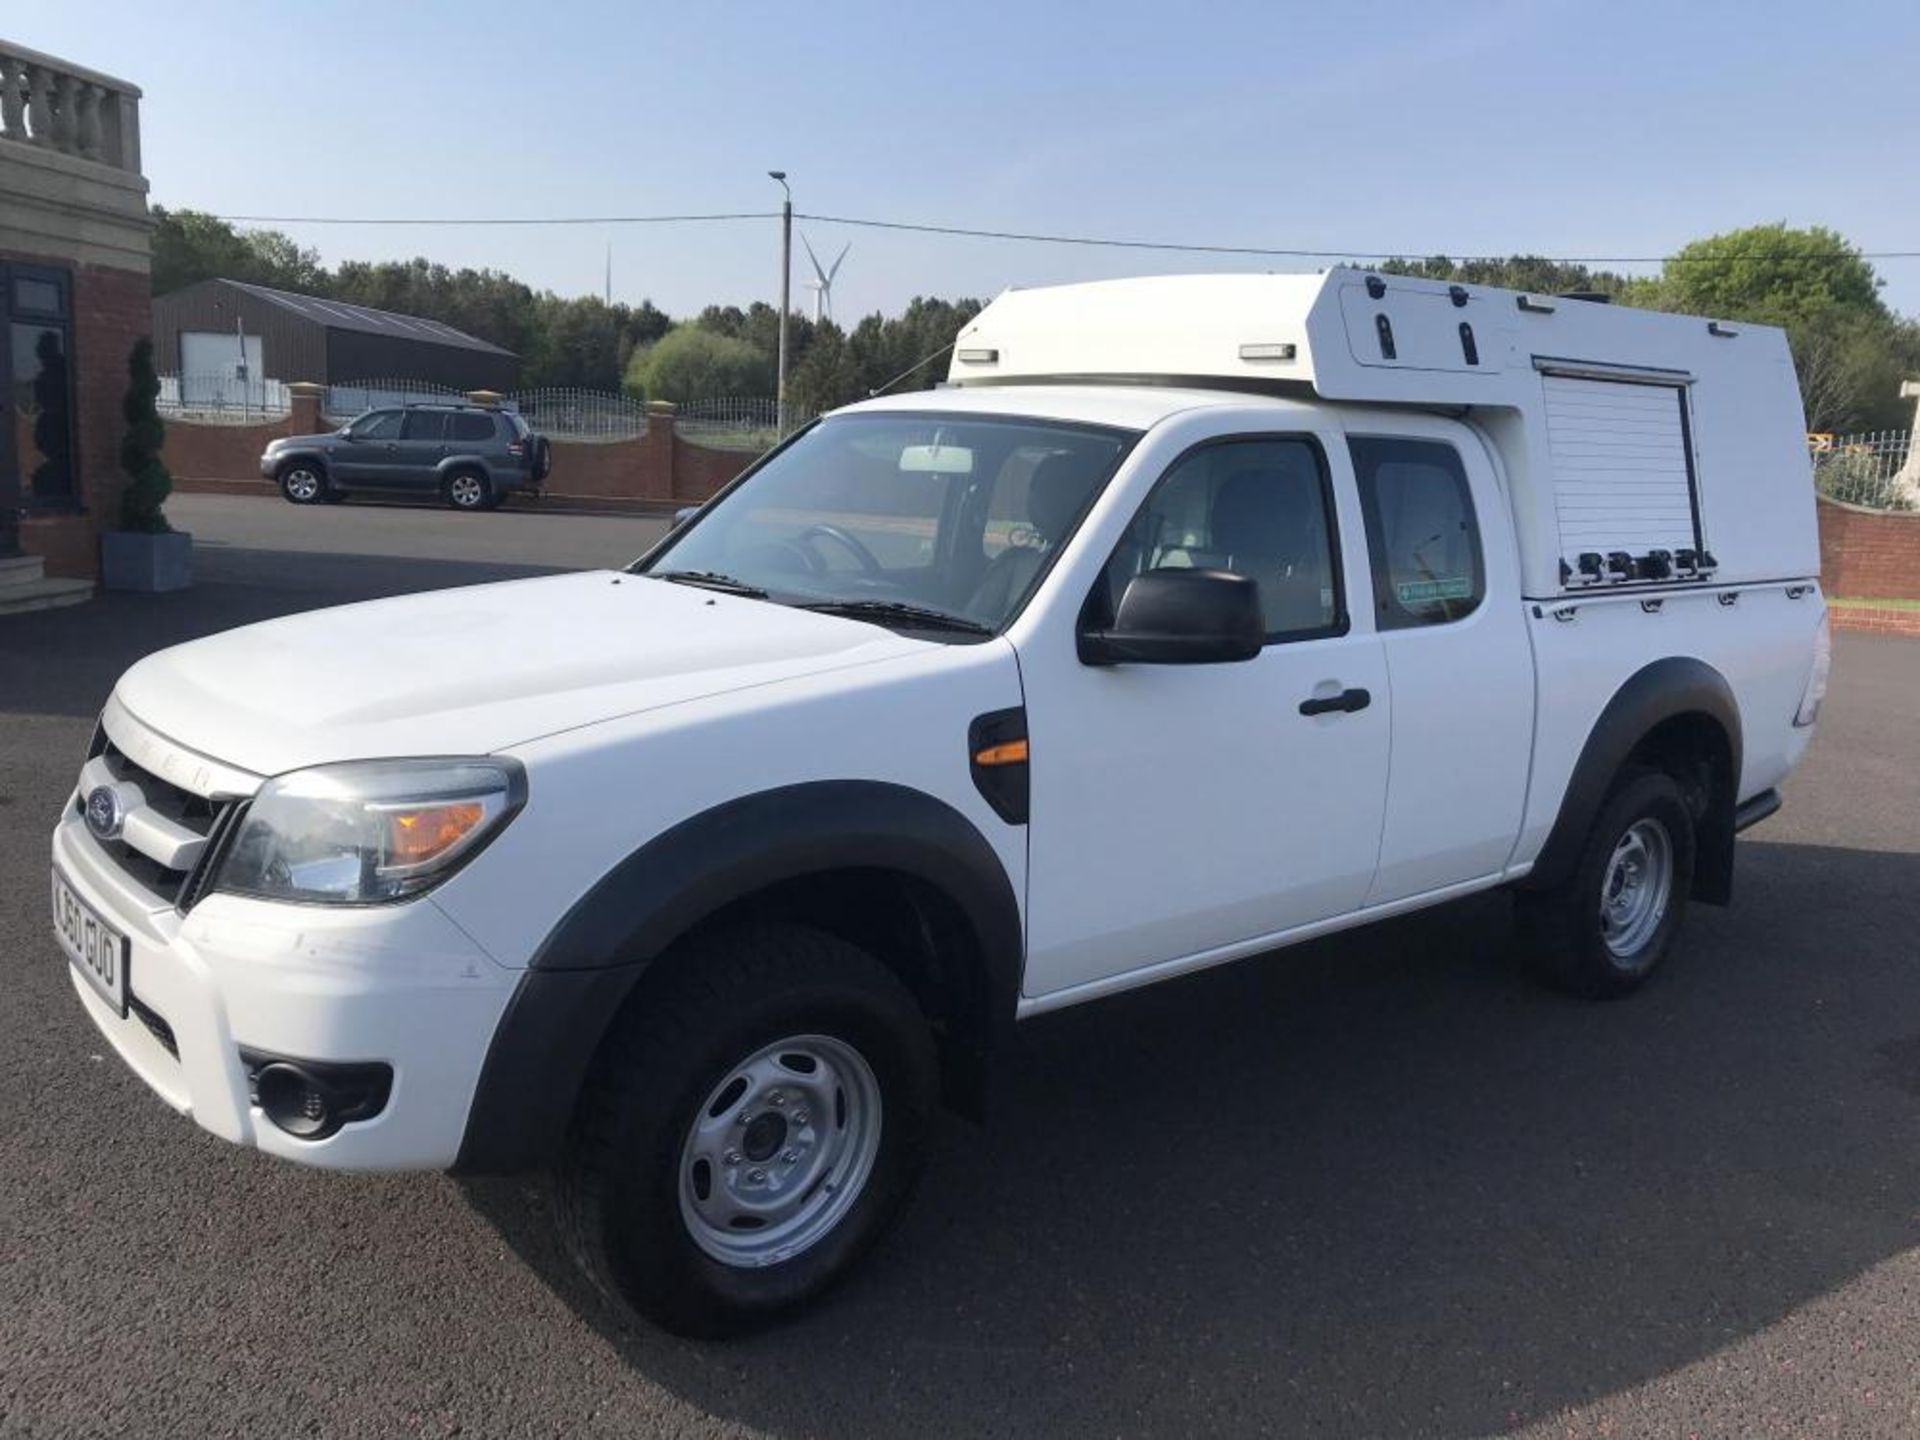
[242,1051,393,1141]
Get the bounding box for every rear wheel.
[277,461,326,504]
[444,469,492,512]
[1518,768,1696,998]
[556,922,936,1337]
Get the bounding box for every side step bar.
[1733,788,1782,834]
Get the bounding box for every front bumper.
[52,810,520,1171]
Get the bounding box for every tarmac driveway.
[1,500,1916,1437]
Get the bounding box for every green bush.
[623,326,772,405]
[118,337,173,534]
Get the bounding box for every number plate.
[52,869,128,1017]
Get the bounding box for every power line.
[212,211,782,226]
[207,206,1920,266]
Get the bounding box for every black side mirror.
[1079,568,1264,666]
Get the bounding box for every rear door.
[1017,427,1391,1001]
[1343,418,1533,904]
[389,409,450,490]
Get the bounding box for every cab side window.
[1349,437,1484,628]
[353,410,405,441]
[1100,437,1343,641]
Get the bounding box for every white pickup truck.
[51,269,1828,1335]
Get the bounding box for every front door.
[329,408,405,484]
[1,262,78,558]
[1019,432,1391,1001]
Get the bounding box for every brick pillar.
[288,381,326,435]
[646,401,676,499]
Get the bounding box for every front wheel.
[556,923,936,1337]
[278,461,326,504]
[1517,768,1696,998]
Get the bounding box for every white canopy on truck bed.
[947,269,1818,597]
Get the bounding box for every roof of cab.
[838,382,1294,432]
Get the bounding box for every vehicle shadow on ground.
[0,548,563,720]
[462,837,1920,1436]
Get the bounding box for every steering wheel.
[796,523,884,576]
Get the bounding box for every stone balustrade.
[0,38,141,173]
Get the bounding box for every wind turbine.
[801,234,850,324]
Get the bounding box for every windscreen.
[640,413,1133,634]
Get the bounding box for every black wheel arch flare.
[1525,656,1743,905]
[454,780,1023,1174]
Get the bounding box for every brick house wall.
[11,253,150,578]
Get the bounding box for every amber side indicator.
[972,739,1030,768]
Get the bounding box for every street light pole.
[769,170,792,435]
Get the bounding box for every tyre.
[557,922,937,1338]
[277,460,326,504]
[444,469,492,512]
[1518,767,1696,998]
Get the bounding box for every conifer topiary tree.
[118,337,173,533]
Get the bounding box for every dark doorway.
[1,262,78,557]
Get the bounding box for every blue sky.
[18,0,1920,318]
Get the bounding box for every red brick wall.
[9,253,151,579]
[1818,495,1920,600]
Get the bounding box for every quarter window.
[1349,437,1484,629]
[1101,437,1342,640]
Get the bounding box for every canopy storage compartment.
[1541,372,1701,569]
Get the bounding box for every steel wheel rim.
[450,475,483,507]
[677,1033,883,1269]
[1600,817,1673,960]
[286,469,319,501]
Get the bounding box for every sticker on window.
[1395,577,1474,605]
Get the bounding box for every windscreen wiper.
[649,569,769,598]
[797,599,992,635]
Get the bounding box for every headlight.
[218,759,525,905]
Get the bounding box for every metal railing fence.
[509,387,650,442]
[1808,430,1916,511]
[673,396,815,452]
[156,374,292,424]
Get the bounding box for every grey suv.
[261,404,553,511]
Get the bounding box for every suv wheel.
[557,922,936,1337]
[1517,767,1696,998]
[444,469,493,512]
[278,461,326,504]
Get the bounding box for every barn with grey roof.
[152,277,519,392]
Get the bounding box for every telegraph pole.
[769,170,792,434]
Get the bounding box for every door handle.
[1299,687,1371,717]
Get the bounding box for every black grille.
[78,741,242,912]
[128,993,179,1058]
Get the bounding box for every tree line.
[155,210,1917,432]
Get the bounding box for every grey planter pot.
[101,530,193,593]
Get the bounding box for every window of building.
[1349,437,1485,629]
[5,265,75,512]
